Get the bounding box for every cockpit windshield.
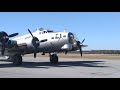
[36,28,53,33]
[68,32,75,44]
[47,30,53,33]
[68,32,74,39]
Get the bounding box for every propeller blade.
[40,39,47,42]
[79,45,82,57]
[8,33,18,38]
[65,51,68,54]
[34,52,37,58]
[77,41,82,57]
[28,29,34,38]
[82,39,85,44]
[34,47,38,58]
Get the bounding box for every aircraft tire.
[50,54,58,64]
[12,54,22,65]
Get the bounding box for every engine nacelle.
[25,37,40,49]
[7,40,17,48]
[72,40,79,50]
[0,40,17,49]
[25,37,34,48]
[61,44,72,50]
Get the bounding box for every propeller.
[76,39,85,57]
[0,31,18,55]
[28,29,47,58]
[28,29,40,58]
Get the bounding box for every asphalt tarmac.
[0,57,120,78]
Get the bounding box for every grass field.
[24,53,120,60]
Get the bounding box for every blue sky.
[0,12,120,50]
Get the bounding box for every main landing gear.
[49,53,58,64]
[8,54,22,65]
[7,53,58,65]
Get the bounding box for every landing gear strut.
[8,54,22,65]
[49,54,58,64]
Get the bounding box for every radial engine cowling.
[25,37,40,49]
[7,40,17,47]
[0,31,18,55]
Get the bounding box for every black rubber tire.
[12,54,22,65]
[50,54,58,64]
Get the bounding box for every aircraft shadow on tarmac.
[0,59,108,68]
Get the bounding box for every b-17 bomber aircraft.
[0,28,87,65]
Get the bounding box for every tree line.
[70,50,120,54]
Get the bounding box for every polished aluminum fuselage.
[12,29,75,54]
